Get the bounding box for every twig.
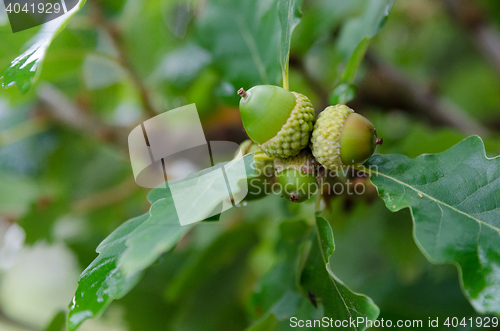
[354,53,490,136]
[442,0,500,78]
[89,0,158,118]
[36,83,130,148]
[315,191,322,214]
[73,177,142,213]
[0,117,49,148]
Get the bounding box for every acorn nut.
[275,150,318,203]
[311,105,382,171]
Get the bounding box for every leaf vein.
[374,171,500,235]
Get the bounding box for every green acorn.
[311,105,382,170]
[238,85,315,159]
[275,150,318,203]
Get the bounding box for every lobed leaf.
[247,218,379,330]
[67,212,148,331]
[68,154,256,329]
[365,136,500,315]
[300,216,380,330]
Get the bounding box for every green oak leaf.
[196,0,281,93]
[165,222,259,302]
[68,154,256,329]
[0,0,87,93]
[245,220,313,330]
[364,135,500,315]
[331,0,395,104]
[248,220,310,318]
[300,216,380,330]
[43,311,66,331]
[68,198,194,331]
[67,212,148,331]
[247,218,379,330]
[117,198,194,276]
[340,37,370,84]
[119,154,256,275]
[278,0,303,89]
[337,0,395,61]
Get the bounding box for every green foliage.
[247,217,379,330]
[247,220,310,327]
[301,216,379,329]
[337,0,395,60]
[67,213,147,331]
[69,154,256,329]
[44,311,66,331]
[20,199,68,244]
[196,0,282,94]
[331,0,395,104]
[365,136,500,315]
[0,0,87,93]
[278,0,303,89]
[1,0,500,330]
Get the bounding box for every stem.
[90,0,157,118]
[73,178,140,212]
[283,61,289,90]
[283,71,289,90]
[314,191,323,214]
[237,88,248,98]
[37,83,130,149]
[0,118,48,148]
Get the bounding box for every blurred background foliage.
[0,0,499,330]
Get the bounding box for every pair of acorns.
[238,85,382,203]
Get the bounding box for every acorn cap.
[310,105,353,170]
[274,149,317,175]
[310,105,379,170]
[261,92,315,158]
